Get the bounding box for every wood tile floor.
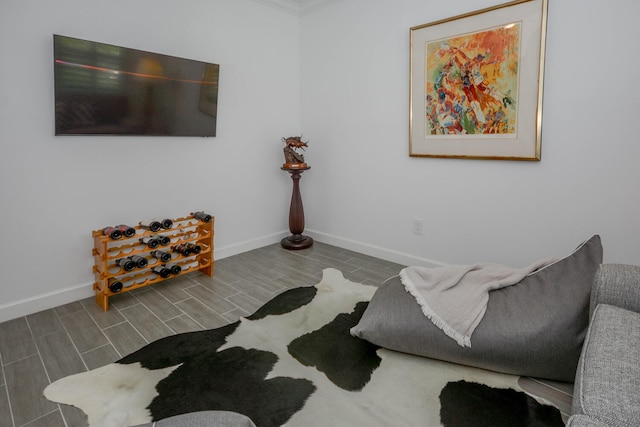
[0,242,573,426]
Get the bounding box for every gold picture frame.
[409,0,548,160]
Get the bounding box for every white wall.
[301,0,640,267]
[2,0,640,322]
[0,0,300,321]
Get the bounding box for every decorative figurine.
[282,136,309,169]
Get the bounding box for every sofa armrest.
[590,264,640,315]
[566,415,608,427]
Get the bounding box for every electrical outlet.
[412,218,423,235]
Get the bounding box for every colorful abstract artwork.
[409,0,547,159]
[424,24,520,137]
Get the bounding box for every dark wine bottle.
[108,278,123,293]
[185,243,202,254]
[155,235,171,246]
[116,224,136,238]
[166,262,182,275]
[140,236,159,249]
[130,255,148,268]
[191,211,212,222]
[103,226,122,240]
[160,218,173,229]
[152,265,171,278]
[172,244,192,256]
[139,219,162,232]
[116,257,136,272]
[150,250,172,263]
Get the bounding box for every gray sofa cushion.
[351,235,602,382]
[572,304,640,426]
[131,411,257,427]
[566,414,609,427]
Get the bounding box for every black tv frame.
[53,35,220,137]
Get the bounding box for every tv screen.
[53,35,219,136]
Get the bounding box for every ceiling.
[252,0,341,15]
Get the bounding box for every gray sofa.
[568,264,640,426]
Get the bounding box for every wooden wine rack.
[92,214,214,311]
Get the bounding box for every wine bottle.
[155,235,171,246]
[172,244,192,256]
[103,226,122,240]
[116,257,136,272]
[108,278,123,293]
[191,211,212,222]
[139,219,162,232]
[160,218,173,229]
[150,250,172,263]
[152,265,171,278]
[116,224,136,238]
[130,255,148,268]
[166,262,182,275]
[140,236,159,249]
[185,243,202,254]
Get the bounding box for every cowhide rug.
[44,268,563,427]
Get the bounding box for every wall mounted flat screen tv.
[53,35,219,136]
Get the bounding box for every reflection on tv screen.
[54,35,219,137]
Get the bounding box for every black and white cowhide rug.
[44,268,563,427]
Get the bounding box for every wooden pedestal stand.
[281,166,313,250]
[92,215,214,311]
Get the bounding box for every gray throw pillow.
[351,235,602,382]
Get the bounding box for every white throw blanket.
[399,258,555,348]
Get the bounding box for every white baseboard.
[214,231,289,259]
[0,230,440,323]
[0,282,95,324]
[0,231,289,323]
[306,229,445,268]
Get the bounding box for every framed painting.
[409,0,548,160]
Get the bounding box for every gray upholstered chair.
[568,264,640,426]
[131,411,257,427]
